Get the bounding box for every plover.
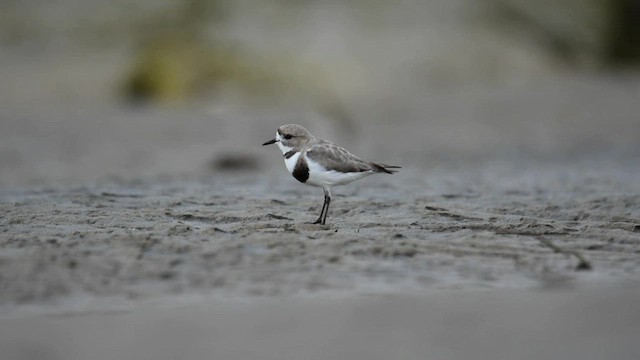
[262,124,400,225]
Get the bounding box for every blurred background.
[0,0,639,187]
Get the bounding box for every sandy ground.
[2,164,640,306]
[1,71,640,358]
[2,285,640,360]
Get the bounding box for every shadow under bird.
[262,124,400,225]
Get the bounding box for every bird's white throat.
[277,142,294,154]
[275,133,294,155]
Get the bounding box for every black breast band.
[292,155,309,183]
[284,150,298,159]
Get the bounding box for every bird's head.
[262,124,312,152]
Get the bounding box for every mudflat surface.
[1,162,639,304]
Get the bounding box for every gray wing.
[305,142,376,173]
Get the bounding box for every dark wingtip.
[371,163,401,174]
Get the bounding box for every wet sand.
[1,163,640,305]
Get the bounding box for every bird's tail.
[371,162,401,174]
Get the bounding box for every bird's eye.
[283,134,293,139]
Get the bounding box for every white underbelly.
[305,156,373,187]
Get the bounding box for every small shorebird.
[262,124,400,225]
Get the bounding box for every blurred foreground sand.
[2,285,639,360]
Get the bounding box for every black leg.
[321,193,331,225]
[312,188,331,225]
[313,196,327,224]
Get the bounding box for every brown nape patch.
[293,154,309,183]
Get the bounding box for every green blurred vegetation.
[122,0,640,104]
[487,0,640,68]
[607,0,640,65]
[122,31,352,121]
[122,0,343,106]
[0,0,638,106]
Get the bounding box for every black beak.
[262,138,277,146]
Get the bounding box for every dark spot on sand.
[159,271,176,280]
[576,261,593,271]
[267,213,292,220]
[101,192,144,198]
[211,154,259,171]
